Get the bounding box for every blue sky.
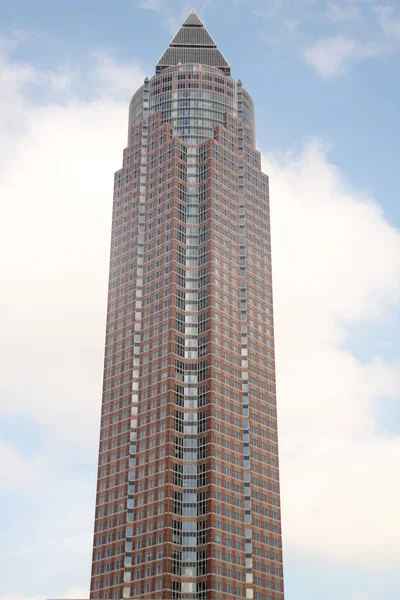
[0,1,399,600]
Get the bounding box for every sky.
[0,1,399,599]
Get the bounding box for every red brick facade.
[90,12,284,600]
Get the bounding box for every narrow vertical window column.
[122,77,150,599]
[238,81,254,600]
[181,145,208,600]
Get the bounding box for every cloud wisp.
[137,0,213,34]
[253,0,400,78]
[0,440,47,489]
[301,35,385,78]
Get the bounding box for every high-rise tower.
[90,10,284,600]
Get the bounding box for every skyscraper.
[90,10,284,600]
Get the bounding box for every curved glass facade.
[128,64,255,145]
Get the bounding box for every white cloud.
[0,45,145,452]
[0,38,37,142]
[253,0,289,20]
[302,35,384,78]
[63,589,90,600]
[137,0,212,34]
[138,0,185,34]
[326,2,363,22]
[374,4,400,39]
[88,52,146,99]
[138,0,164,9]
[302,36,357,77]
[254,1,400,75]
[0,99,123,449]
[0,596,45,600]
[0,586,89,600]
[350,592,371,600]
[0,45,144,595]
[263,143,400,569]
[0,440,47,489]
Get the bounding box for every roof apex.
[156,9,231,76]
[183,9,204,27]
